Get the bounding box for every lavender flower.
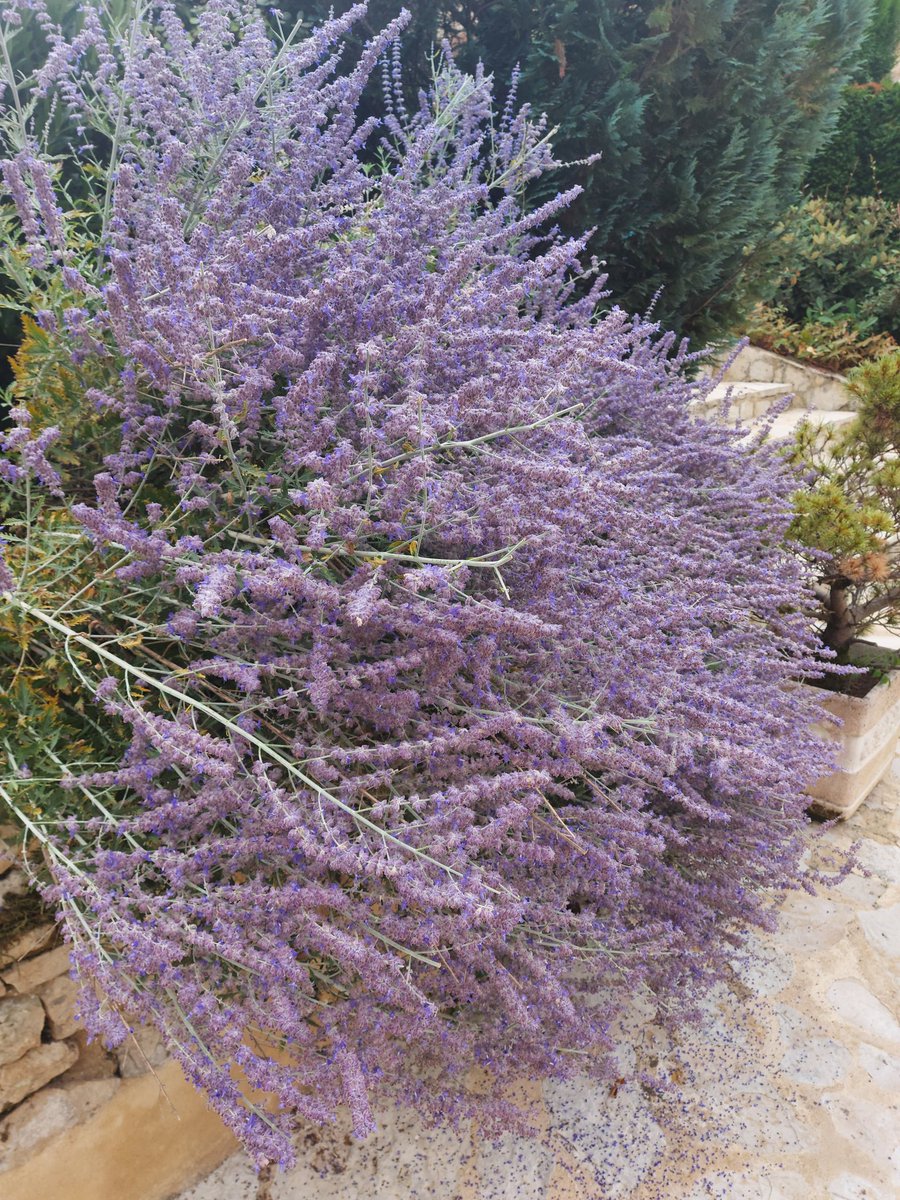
[0,0,834,1170]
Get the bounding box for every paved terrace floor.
[179,766,900,1200]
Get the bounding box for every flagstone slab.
[826,978,900,1045]
[858,1042,900,1091]
[853,838,900,883]
[779,1037,851,1087]
[819,1094,900,1188]
[828,1174,894,1200]
[857,905,900,957]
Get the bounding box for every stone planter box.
[807,668,900,820]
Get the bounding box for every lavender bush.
[0,0,832,1167]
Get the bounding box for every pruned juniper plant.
[0,0,834,1169]
[789,351,900,687]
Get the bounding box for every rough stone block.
[37,975,81,1040]
[58,1029,117,1083]
[776,896,852,953]
[544,1073,666,1198]
[820,1094,900,1188]
[0,924,55,970]
[0,996,45,1067]
[115,1024,167,1077]
[686,1170,816,1200]
[0,1077,120,1172]
[0,1040,78,1109]
[828,1173,893,1200]
[1,946,71,995]
[57,1075,120,1113]
[833,870,887,906]
[779,1037,851,1087]
[716,344,853,412]
[748,357,774,382]
[855,838,900,884]
[0,870,28,904]
[0,1088,72,1171]
[729,933,794,997]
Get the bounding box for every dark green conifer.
[284,1,874,342]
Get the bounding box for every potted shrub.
[788,351,900,817]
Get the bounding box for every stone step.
[715,345,853,412]
[692,381,790,423]
[764,408,857,442]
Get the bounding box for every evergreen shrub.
[806,83,900,205]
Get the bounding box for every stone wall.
[0,828,236,1199]
[716,344,853,412]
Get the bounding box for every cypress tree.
[454,1,877,341]
[855,0,900,81]
[281,1,874,343]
